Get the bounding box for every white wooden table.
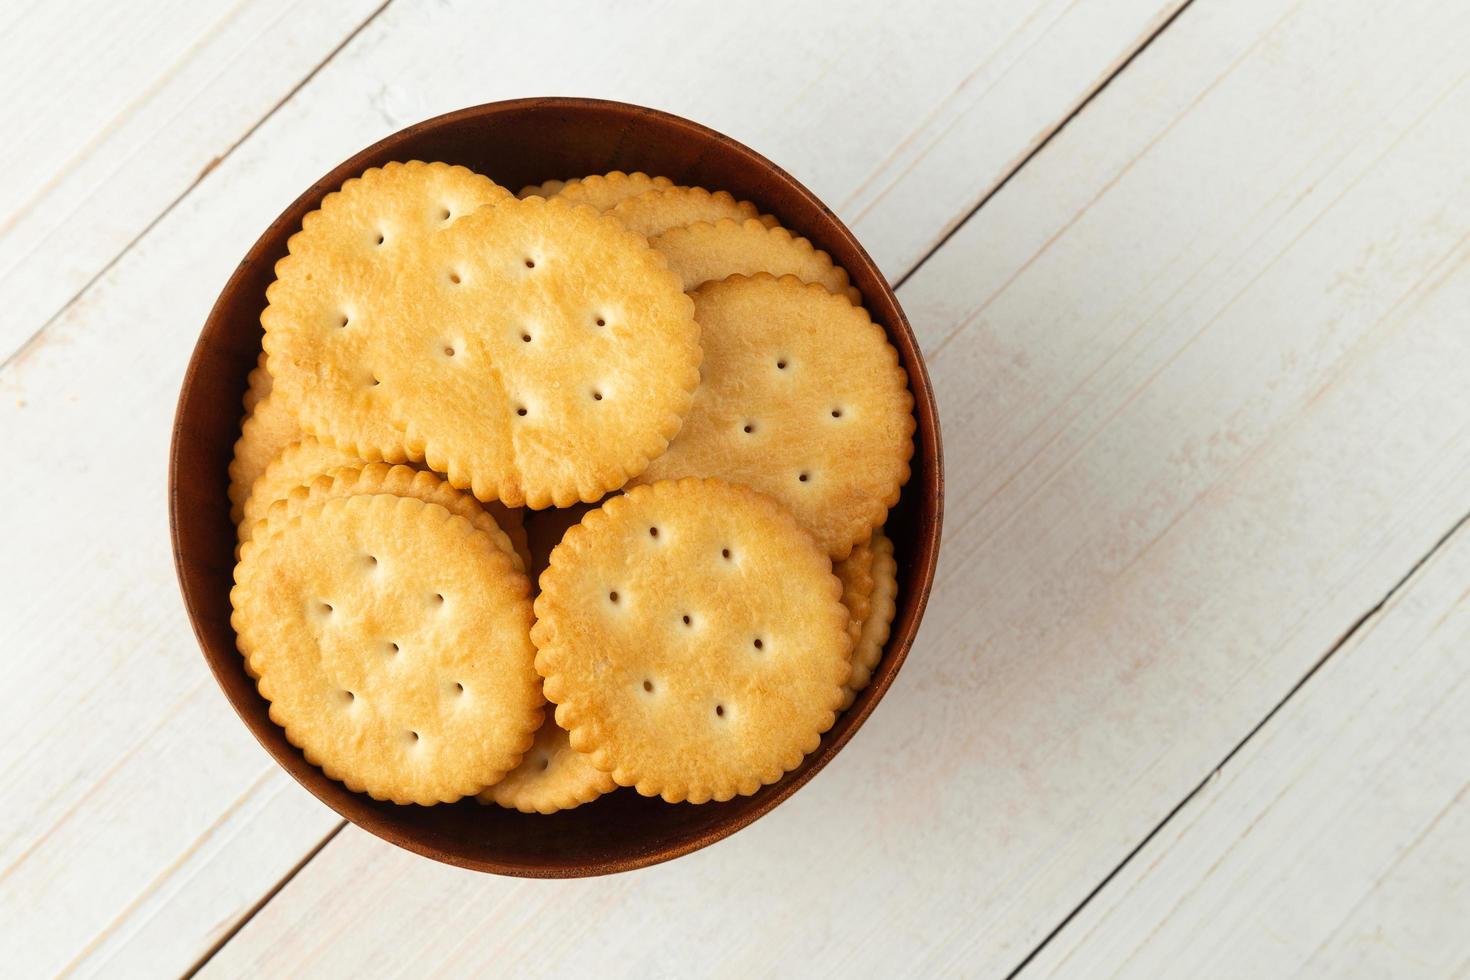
[3,1,1468,976]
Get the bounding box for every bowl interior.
[171,98,942,876]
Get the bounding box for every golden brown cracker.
[517,177,578,199]
[842,529,896,709]
[288,160,510,273]
[496,507,532,573]
[650,218,860,303]
[248,463,523,573]
[259,161,512,461]
[533,478,851,803]
[482,506,606,813]
[553,171,675,211]
[231,494,542,804]
[636,274,914,558]
[239,437,366,541]
[479,712,616,813]
[411,457,528,568]
[264,193,702,508]
[227,393,301,525]
[834,536,875,645]
[607,186,777,240]
[243,350,272,414]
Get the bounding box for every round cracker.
[285,160,510,277]
[246,160,505,490]
[607,186,778,240]
[834,535,875,645]
[242,439,527,571]
[553,171,675,211]
[517,177,578,199]
[243,350,271,414]
[651,218,861,304]
[411,457,529,570]
[842,529,896,709]
[264,194,701,508]
[231,494,542,804]
[245,463,524,574]
[636,274,914,558]
[227,393,301,524]
[479,712,616,814]
[533,478,852,803]
[240,437,366,541]
[482,501,612,813]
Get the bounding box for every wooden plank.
[843,0,1188,275]
[0,0,383,358]
[0,1,1181,974]
[1024,518,1470,977]
[0,0,1185,366]
[55,772,333,977]
[194,0,1470,974]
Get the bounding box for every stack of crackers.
[229,163,914,810]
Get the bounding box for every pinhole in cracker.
[264,193,702,508]
[635,273,914,558]
[480,710,616,813]
[227,157,915,815]
[533,478,852,803]
[231,494,542,805]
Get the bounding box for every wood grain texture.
[0,0,1181,974]
[0,0,1184,368]
[1026,518,1470,978]
[0,0,382,358]
[53,772,332,977]
[196,0,1470,975]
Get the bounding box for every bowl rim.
[170,96,944,877]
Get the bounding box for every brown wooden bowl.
[170,98,944,877]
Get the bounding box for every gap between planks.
[178,0,1205,965]
[0,0,395,377]
[4,3,1210,972]
[181,820,348,980]
[891,0,1198,294]
[1004,504,1470,980]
